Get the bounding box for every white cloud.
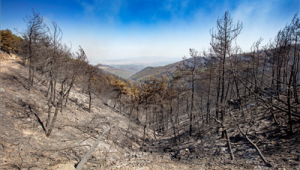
[231,0,297,51]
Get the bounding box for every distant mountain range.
[99,57,206,81]
[98,65,133,79]
[128,57,205,82]
[99,57,180,79]
[128,62,179,82]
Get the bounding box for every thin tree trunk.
[28,62,32,92]
[288,66,294,135]
[64,78,75,106]
[190,73,195,136]
[88,91,92,113]
[293,52,300,104]
[166,105,169,131]
[126,106,134,137]
[46,80,51,98]
[153,107,156,139]
[53,80,56,103]
[207,73,212,123]
[225,129,234,160]
[46,79,54,128]
[136,105,139,122]
[46,96,63,137]
[216,63,221,121]
[31,65,36,87]
[60,84,64,112]
[261,58,267,87]
[142,98,148,152]
[161,104,164,133]
[220,49,226,124]
[28,37,32,93]
[170,103,177,144]
[141,124,146,152]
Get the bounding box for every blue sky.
[1,0,299,64]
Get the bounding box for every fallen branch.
[230,112,272,167]
[76,125,114,170]
[40,145,91,152]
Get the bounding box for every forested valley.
[1,10,300,169]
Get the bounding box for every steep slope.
[1,54,300,170]
[0,58,155,169]
[0,56,240,170]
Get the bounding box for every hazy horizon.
[2,0,299,65]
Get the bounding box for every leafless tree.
[22,9,48,92]
[210,11,243,137]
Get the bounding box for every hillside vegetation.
[0,29,23,54]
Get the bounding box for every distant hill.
[100,57,206,82]
[128,57,208,83]
[98,65,133,79]
[129,62,179,82]
[99,57,180,80]
[110,64,145,75]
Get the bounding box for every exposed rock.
[0,88,5,92]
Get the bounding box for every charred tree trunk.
[170,103,177,144]
[88,91,92,113]
[207,73,212,123]
[45,78,54,128]
[141,124,146,152]
[190,72,195,136]
[64,77,75,106]
[288,64,295,135]
[52,80,56,103]
[46,93,63,137]
[225,129,234,160]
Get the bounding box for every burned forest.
[1,10,300,169]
